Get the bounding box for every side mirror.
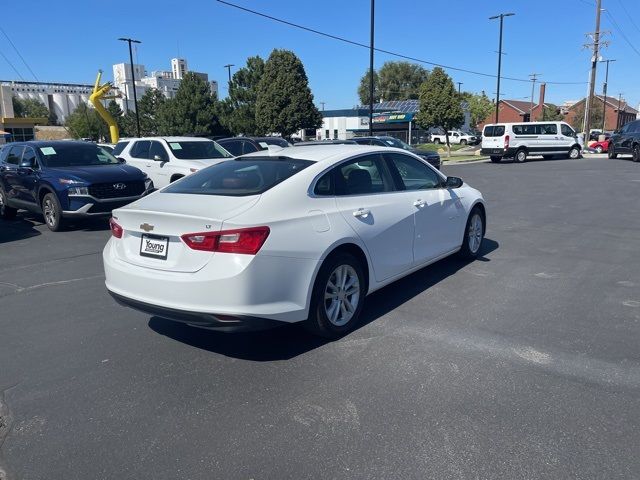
[153,155,165,162]
[445,176,463,189]
[116,157,126,164]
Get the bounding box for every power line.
[0,25,39,81]
[615,0,640,36]
[0,48,25,80]
[605,10,640,57]
[216,0,587,85]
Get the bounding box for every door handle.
[352,208,370,218]
[413,199,426,207]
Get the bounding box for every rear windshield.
[112,141,129,156]
[166,141,232,160]
[38,143,119,167]
[163,158,313,196]
[483,125,505,137]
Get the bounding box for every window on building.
[333,129,338,140]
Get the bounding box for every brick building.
[563,95,638,131]
[478,84,552,129]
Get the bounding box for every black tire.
[41,193,64,231]
[515,149,527,163]
[434,138,441,144]
[633,144,640,163]
[0,188,17,220]
[595,145,603,154]
[567,146,581,159]
[460,139,467,146]
[490,156,501,163]
[459,207,485,260]
[305,252,366,339]
[608,144,618,159]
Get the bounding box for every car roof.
[8,140,98,147]
[129,136,214,142]
[239,144,389,163]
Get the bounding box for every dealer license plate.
[140,234,169,260]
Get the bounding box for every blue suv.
[0,141,153,231]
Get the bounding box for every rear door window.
[163,158,313,197]
[513,124,540,135]
[6,146,24,165]
[112,141,129,156]
[540,124,557,135]
[483,125,505,137]
[242,141,260,155]
[335,154,392,196]
[219,140,243,156]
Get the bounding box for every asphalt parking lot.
[1,155,639,480]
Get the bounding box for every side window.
[242,141,260,155]
[313,171,333,196]
[620,123,631,134]
[386,153,441,191]
[21,147,37,168]
[561,124,575,137]
[130,140,151,159]
[221,140,242,156]
[372,139,386,146]
[149,141,169,161]
[541,124,557,135]
[631,121,640,133]
[335,154,392,196]
[6,146,24,165]
[112,141,129,156]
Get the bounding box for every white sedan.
[103,145,486,338]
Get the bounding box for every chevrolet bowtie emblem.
[140,223,154,232]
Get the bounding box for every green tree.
[137,88,166,136]
[65,103,106,141]
[223,56,265,135]
[357,62,429,104]
[540,104,564,121]
[416,67,464,157]
[255,49,322,137]
[157,72,223,136]
[357,68,380,105]
[12,96,55,124]
[461,92,494,128]
[570,100,604,132]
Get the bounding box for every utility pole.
[489,13,515,124]
[529,73,541,122]
[368,0,375,136]
[617,93,623,129]
[599,59,616,130]
[457,82,463,94]
[583,0,608,138]
[118,37,141,137]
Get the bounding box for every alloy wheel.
[43,198,56,227]
[468,213,483,254]
[569,147,580,159]
[324,264,360,327]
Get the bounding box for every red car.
[589,139,610,153]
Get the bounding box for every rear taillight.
[109,218,123,238]
[504,135,510,150]
[181,226,270,255]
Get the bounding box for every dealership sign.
[372,112,415,124]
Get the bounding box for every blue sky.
[1,0,639,110]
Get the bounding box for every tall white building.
[171,58,188,79]
[112,57,218,112]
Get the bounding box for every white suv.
[114,137,232,188]
[481,122,581,163]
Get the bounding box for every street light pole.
[489,13,515,124]
[368,0,375,136]
[457,82,463,94]
[224,64,234,85]
[118,37,141,138]
[599,59,615,131]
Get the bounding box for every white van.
[481,121,582,163]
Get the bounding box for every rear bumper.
[103,239,318,323]
[108,291,280,331]
[481,147,511,157]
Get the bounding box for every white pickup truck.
[431,130,478,145]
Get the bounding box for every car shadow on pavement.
[148,238,499,361]
[0,218,41,244]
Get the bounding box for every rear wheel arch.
[321,243,370,294]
